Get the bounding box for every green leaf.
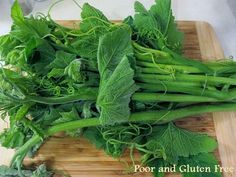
[32,164,53,177]
[52,107,80,125]
[96,27,138,125]
[0,127,25,148]
[48,51,76,69]
[150,123,217,164]
[81,101,94,118]
[150,0,183,50]
[80,3,110,33]
[11,0,24,25]
[140,140,166,163]
[71,35,99,60]
[14,103,33,121]
[133,0,183,52]
[31,41,56,75]
[11,17,51,42]
[47,68,64,78]
[178,153,222,177]
[83,127,106,149]
[24,37,43,57]
[150,0,172,34]
[0,35,20,62]
[64,60,85,82]
[0,165,32,177]
[134,1,160,37]
[71,3,112,60]
[146,159,166,177]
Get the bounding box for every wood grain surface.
[0,21,235,177]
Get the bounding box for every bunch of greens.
[0,0,235,176]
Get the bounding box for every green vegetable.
[1,0,235,177]
[97,27,138,125]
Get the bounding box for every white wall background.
[0,0,235,57]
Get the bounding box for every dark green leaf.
[0,35,20,62]
[0,165,32,177]
[0,127,25,148]
[178,153,222,177]
[48,51,76,69]
[80,3,110,33]
[151,0,184,50]
[150,123,217,164]
[64,60,85,82]
[71,3,112,60]
[47,68,64,78]
[97,27,138,125]
[32,164,53,177]
[146,159,166,177]
[52,107,80,125]
[134,1,160,37]
[133,0,183,52]
[83,127,106,149]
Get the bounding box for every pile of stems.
[18,43,236,105]
[11,101,236,168]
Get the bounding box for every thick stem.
[137,73,236,86]
[47,118,100,135]
[129,103,236,124]
[10,135,42,168]
[25,88,98,105]
[24,91,220,105]
[138,83,228,100]
[12,102,236,169]
[138,61,203,74]
[132,93,218,102]
[22,86,236,105]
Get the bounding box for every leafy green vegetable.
[11,0,24,25]
[0,165,32,177]
[0,127,25,148]
[0,164,53,177]
[97,27,138,125]
[133,0,183,52]
[72,3,113,60]
[1,0,235,177]
[64,60,85,82]
[178,153,222,177]
[146,159,166,177]
[48,51,76,69]
[31,164,53,177]
[149,123,217,164]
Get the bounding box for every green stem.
[137,73,236,86]
[138,83,227,100]
[138,61,203,74]
[47,118,100,135]
[11,102,236,169]
[129,103,236,124]
[133,42,170,59]
[139,60,236,75]
[24,91,219,105]
[22,86,236,105]
[134,41,213,74]
[10,118,100,168]
[160,43,213,74]
[10,135,42,168]
[26,88,98,105]
[132,93,218,102]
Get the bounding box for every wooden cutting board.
[1,21,236,177]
